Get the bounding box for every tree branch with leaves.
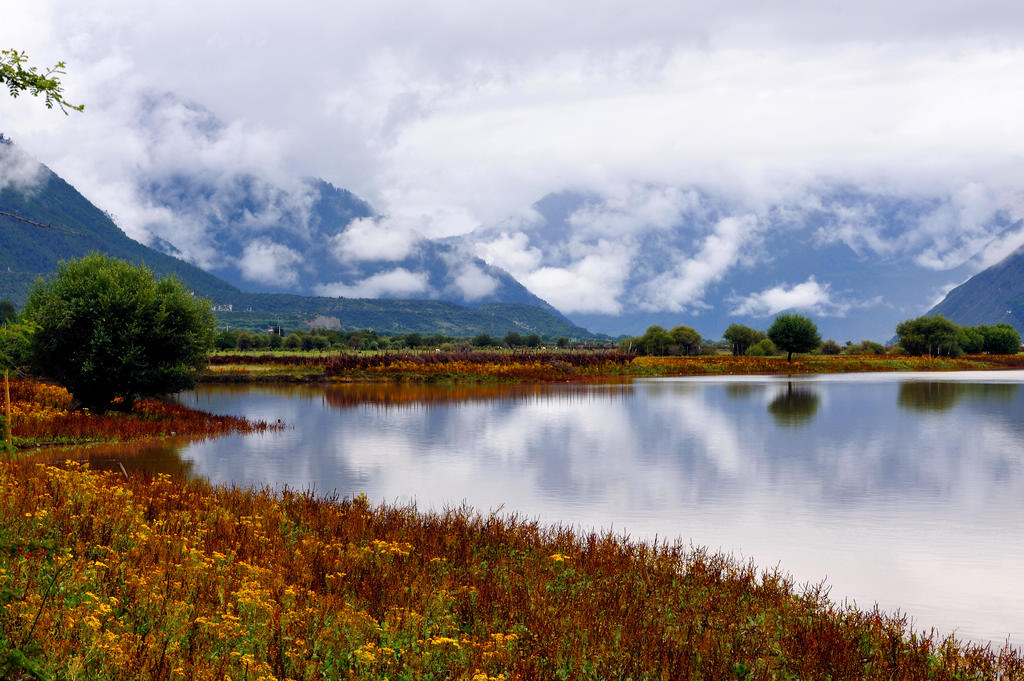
[1,48,83,114]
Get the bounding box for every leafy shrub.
[23,254,215,411]
[746,339,778,356]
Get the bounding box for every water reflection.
[31,439,199,478]
[724,383,765,400]
[37,372,1024,645]
[767,382,821,427]
[897,381,1020,412]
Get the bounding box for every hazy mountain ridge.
[215,296,590,337]
[468,188,1015,341]
[0,139,594,338]
[123,94,559,312]
[139,170,556,310]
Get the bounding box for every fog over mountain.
[5,2,1024,339]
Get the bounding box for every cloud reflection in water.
[106,374,1024,644]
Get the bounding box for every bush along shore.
[203,349,1024,383]
[1,460,1021,681]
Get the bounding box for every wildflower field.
[3,379,281,449]
[1,460,1022,681]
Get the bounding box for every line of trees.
[624,315,824,362]
[894,316,1020,357]
[622,313,1021,362]
[617,325,712,356]
[211,328,563,352]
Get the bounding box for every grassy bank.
[1,460,1021,680]
[203,350,1024,383]
[3,379,282,449]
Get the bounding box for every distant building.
[308,315,343,331]
[211,303,233,312]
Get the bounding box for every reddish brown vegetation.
[1,461,1021,680]
[6,379,283,446]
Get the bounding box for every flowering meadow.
[4,379,281,448]
[1,460,1022,681]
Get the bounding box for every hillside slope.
[214,296,592,337]
[927,246,1024,334]
[0,140,239,305]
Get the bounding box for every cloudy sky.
[4,1,1024,334]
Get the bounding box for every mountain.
[0,138,594,339]
[463,189,1010,342]
[212,296,591,338]
[141,172,556,310]
[128,94,556,312]
[0,136,239,305]
[926,246,1024,334]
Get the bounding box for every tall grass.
[1,460,1020,680]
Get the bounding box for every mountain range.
[113,94,1023,342]
[0,136,591,339]
[4,84,1024,343]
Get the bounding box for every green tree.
[668,325,702,356]
[471,334,496,347]
[22,254,215,411]
[504,331,523,347]
[0,300,15,325]
[895,315,961,357]
[957,326,985,354]
[722,324,763,356]
[236,331,255,350]
[523,334,542,347]
[635,325,672,355]
[745,338,778,356]
[767,313,821,362]
[820,339,842,355]
[213,330,239,351]
[980,323,1020,355]
[1,49,83,113]
[0,322,35,451]
[844,340,887,355]
[0,322,33,371]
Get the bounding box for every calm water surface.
[79,372,1024,646]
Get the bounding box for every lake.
[73,371,1024,647]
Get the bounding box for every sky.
[5,1,1024,335]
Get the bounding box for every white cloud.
[451,263,499,301]
[522,243,634,314]
[729,276,880,317]
[328,216,420,262]
[567,186,702,238]
[473,231,544,277]
[639,215,756,312]
[0,142,45,192]
[237,239,303,286]
[314,268,429,298]
[7,1,1024,320]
